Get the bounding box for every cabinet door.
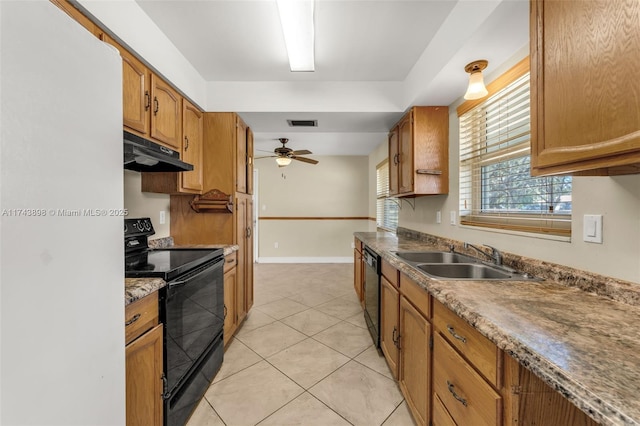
[246,127,254,195]
[531,0,640,176]
[245,197,254,312]
[151,74,181,151]
[353,249,363,305]
[399,296,431,426]
[100,34,150,137]
[380,276,399,379]
[398,113,413,194]
[126,324,163,426]
[236,118,248,194]
[223,266,238,346]
[181,99,203,192]
[235,195,247,324]
[388,126,400,196]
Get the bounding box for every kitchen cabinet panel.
[389,106,449,197]
[150,74,182,151]
[126,324,163,426]
[223,254,238,347]
[246,127,254,195]
[530,0,640,176]
[180,99,203,193]
[433,332,501,426]
[380,276,399,379]
[353,242,364,307]
[399,295,431,426]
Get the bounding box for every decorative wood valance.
[190,189,233,213]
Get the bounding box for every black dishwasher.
[363,246,381,347]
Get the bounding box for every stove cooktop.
[125,248,224,280]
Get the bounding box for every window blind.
[459,71,572,237]
[376,160,398,231]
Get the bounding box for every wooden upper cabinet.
[246,127,254,195]
[389,106,449,197]
[398,113,414,194]
[202,112,252,195]
[530,0,640,176]
[236,118,248,194]
[181,99,203,193]
[151,75,182,151]
[388,126,400,196]
[121,48,151,136]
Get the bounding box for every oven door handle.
[168,258,224,288]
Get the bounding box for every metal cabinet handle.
[447,325,467,343]
[393,153,399,165]
[246,227,252,238]
[153,97,159,115]
[224,305,227,319]
[447,381,468,406]
[392,326,401,349]
[184,136,189,151]
[144,91,150,111]
[125,313,141,326]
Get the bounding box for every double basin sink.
[392,250,540,281]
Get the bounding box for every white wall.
[1,2,125,423]
[257,155,371,261]
[124,171,171,237]
[393,49,640,284]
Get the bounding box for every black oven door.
[163,256,225,394]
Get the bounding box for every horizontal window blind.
[459,71,572,237]
[376,160,398,231]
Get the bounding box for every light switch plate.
[436,211,441,224]
[583,214,602,243]
[159,210,166,225]
[450,211,456,226]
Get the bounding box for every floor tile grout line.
[305,391,357,426]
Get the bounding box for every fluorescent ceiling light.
[276,0,315,72]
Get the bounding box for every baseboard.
[256,257,353,264]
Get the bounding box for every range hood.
[124,131,194,172]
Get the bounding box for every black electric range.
[124,218,224,426]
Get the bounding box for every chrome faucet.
[463,242,503,266]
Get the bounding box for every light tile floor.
[187,263,417,426]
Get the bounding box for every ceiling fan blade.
[255,155,278,159]
[291,156,319,165]
[257,149,276,153]
[291,149,312,155]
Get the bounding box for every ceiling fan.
[256,138,319,167]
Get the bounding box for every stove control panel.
[124,217,155,238]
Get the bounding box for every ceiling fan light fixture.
[276,0,315,72]
[463,60,489,100]
[276,157,292,166]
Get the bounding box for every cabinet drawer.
[433,333,501,426]
[224,251,237,273]
[400,273,430,318]
[433,299,500,387]
[125,292,159,345]
[433,393,457,426]
[381,259,398,287]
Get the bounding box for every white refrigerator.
[1,1,125,424]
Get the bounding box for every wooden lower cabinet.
[223,252,238,347]
[353,246,364,307]
[433,393,457,426]
[433,332,501,426]
[379,276,399,379]
[399,296,431,426]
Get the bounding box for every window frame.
[376,159,398,232]
[457,57,572,238]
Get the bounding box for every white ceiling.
[134,0,529,156]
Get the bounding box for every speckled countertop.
[124,238,239,305]
[355,230,640,426]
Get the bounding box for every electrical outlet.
[436,211,441,224]
[450,211,456,225]
[159,210,166,225]
[274,242,279,249]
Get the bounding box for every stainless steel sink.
[393,251,476,264]
[416,263,540,281]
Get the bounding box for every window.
[376,160,398,231]
[458,58,572,237]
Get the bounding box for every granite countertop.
[125,277,166,306]
[355,231,640,426]
[125,238,239,305]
